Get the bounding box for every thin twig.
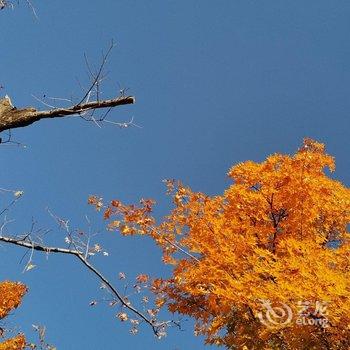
[77,41,115,106]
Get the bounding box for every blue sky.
[0,1,349,349]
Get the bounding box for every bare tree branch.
[0,95,135,133]
[0,234,167,336]
[0,0,37,16]
[0,41,135,134]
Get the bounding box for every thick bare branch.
[0,95,135,133]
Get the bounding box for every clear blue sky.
[0,1,349,349]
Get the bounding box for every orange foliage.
[98,139,350,349]
[0,281,27,319]
[0,281,27,349]
[0,335,26,350]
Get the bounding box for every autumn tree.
[0,2,348,350]
[97,138,350,349]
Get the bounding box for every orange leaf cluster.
[102,139,350,349]
[89,197,155,236]
[0,281,27,319]
[0,335,25,350]
[0,281,27,349]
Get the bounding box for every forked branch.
[0,40,136,134]
[0,234,164,336]
[0,95,135,132]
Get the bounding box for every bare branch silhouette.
[0,96,135,132]
[0,41,136,133]
[0,233,169,337]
